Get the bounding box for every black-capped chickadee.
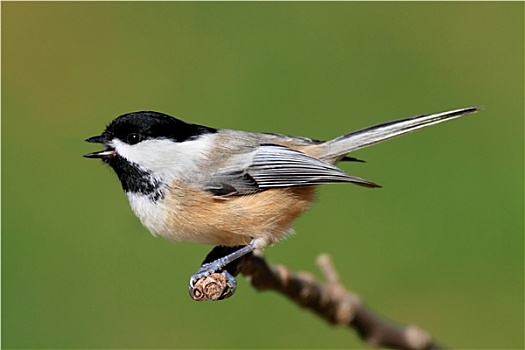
[85,106,478,298]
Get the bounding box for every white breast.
[126,192,168,237]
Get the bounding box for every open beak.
[83,135,117,159]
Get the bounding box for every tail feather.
[322,106,479,162]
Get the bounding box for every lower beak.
[84,134,116,158]
[83,149,117,159]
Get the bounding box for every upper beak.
[85,135,105,144]
[83,134,116,159]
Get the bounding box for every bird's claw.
[189,269,237,301]
[189,263,213,289]
[188,243,254,300]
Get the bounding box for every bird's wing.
[204,144,378,196]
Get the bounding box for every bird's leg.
[189,243,255,297]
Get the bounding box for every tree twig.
[190,250,443,350]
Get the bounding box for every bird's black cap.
[104,111,216,144]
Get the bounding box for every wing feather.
[204,144,379,196]
[249,145,378,189]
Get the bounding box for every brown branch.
[191,250,443,350]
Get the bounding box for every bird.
[84,106,478,298]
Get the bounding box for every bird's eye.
[127,133,142,145]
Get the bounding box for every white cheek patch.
[111,134,214,180]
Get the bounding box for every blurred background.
[2,2,523,349]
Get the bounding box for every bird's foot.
[189,266,237,301]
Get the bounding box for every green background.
[2,2,523,349]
